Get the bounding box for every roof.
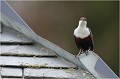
[0,0,95,79]
[0,16,95,79]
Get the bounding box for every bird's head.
[79,17,87,27]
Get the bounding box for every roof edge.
[1,6,84,70]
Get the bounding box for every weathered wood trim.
[1,42,33,45]
[0,56,76,68]
[1,67,22,78]
[24,68,94,79]
[0,45,56,57]
[0,26,33,43]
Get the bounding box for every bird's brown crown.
[80,17,87,21]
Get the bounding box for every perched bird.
[74,17,93,55]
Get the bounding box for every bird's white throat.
[74,21,90,39]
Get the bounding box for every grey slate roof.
[0,22,95,79]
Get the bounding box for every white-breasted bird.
[74,17,93,55]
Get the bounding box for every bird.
[74,17,93,56]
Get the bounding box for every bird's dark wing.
[88,28,94,51]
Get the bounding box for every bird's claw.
[85,51,88,55]
[75,50,83,58]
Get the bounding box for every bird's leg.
[85,48,91,55]
[75,49,82,58]
[85,50,88,55]
[78,49,82,56]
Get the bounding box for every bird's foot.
[84,50,89,55]
[75,54,79,59]
[75,51,83,58]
